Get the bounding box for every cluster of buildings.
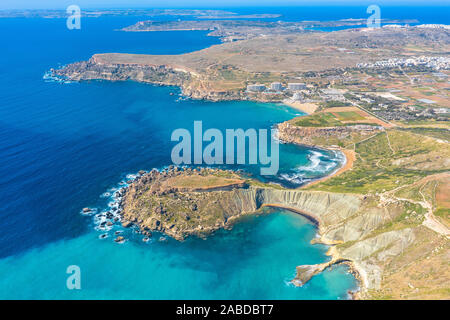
[357,56,450,71]
[246,82,307,93]
[413,107,450,119]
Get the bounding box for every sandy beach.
[282,100,319,114]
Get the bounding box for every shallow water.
[0,209,357,299]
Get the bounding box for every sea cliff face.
[53,56,190,86]
[235,187,418,293]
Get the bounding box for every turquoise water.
[0,15,357,299]
[0,209,356,299]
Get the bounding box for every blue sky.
[0,0,447,10]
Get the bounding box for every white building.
[270,82,283,91]
[247,84,266,92]
[292,92,304,101]
[288,83,306,91]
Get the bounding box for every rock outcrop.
[52,56,190,86]
[51,55,248,101]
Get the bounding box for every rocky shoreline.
[45,18,450,299]
[81,128,432,300]
[50,56,244,102]
[117,167,258,241]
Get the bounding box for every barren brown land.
[54,21,450,299]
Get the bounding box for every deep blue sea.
[0,6,446,299]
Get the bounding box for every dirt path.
[385,131,395,155]
[419,187,450,237]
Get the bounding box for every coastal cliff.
[114,116,450,300]
[53,56,190,88]
[52,55,248,101]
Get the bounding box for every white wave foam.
[279,173,312,184]
[100,192,111,198]
[271,128,281,143]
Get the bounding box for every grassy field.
[333,111,365,121]
[293,107,387,128]
[293,112,380,128]
[435,179,450,228]
[368,226,450,300]
[165,174,244,190]
[396,119,450,129]
[294,112,344,127]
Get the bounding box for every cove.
[0,209,357,299]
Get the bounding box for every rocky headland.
[51,55,248,101]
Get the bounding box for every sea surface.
[2,5,445,299]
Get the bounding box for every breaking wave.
[279,149,345,186]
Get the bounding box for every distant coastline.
[44,12,450,300]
